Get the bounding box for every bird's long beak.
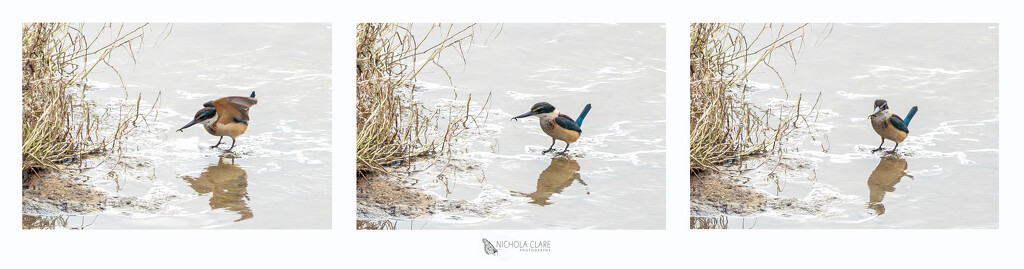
[511,111,536,121]
[177,118,202,132]
[871,106,882,116]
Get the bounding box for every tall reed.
[22,23,150,179]
[689,23,818,174]
[356,23,489,177]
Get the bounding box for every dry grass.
[689,23,821,174]
[22,23,152,181]
[356,23,492,177]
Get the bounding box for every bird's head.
[177,107,217,132]
[512,102,557,121]
[872,99,890,117]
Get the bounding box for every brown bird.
[177,91,259,151]
[511,102,592,153]
[869,99,918,153]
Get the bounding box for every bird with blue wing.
[512,102,592,154]
[870,99,918,153]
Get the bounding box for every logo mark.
[482,238,498,255]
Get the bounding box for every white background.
[1,0,1018,268]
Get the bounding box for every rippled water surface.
[24,24,332,229]
[693,24,998,229]
[363,24,666,229]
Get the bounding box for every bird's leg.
[543,138,556,153]
[871,138,885,152]
[227,137,237,151]
[561,142,571,154]
[888,142,900,154]
[211,136,224,148]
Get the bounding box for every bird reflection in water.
[513,157,588,206]
[867,155,911,215]
[183,157,253,221]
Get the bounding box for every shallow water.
[692,24,998,229]
[360,24,666,229]
[23,24,332,229]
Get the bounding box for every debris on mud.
[357,176,437,219]
[23,172,107,216]
[690,173,767,216]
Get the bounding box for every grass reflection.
[22,215,96,230]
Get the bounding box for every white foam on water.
[836,90,879,100]
[505,90,542,100]
[557,81,607,92]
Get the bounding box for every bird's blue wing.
[889,114,909,133]
[555,114,582,132]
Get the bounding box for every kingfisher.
[177,91,259,151]
[870,99,918,153]
[512,102,592,153]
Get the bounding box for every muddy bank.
[691,171,853,220]
[23,172,107,215]
[357,173,524,222]
[357,176,436,219]
[23,170,183,223]
[690,173,767,216]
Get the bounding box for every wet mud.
[690,173,766,216]
[23,170,183,220]
[691,165,855,220]
[357,176,436,219]
[23,172,107,215]
[357,173,525,222]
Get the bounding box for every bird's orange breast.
[212,122,249,139]
[541,118,581,143]
[871,115,907,143]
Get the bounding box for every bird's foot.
[871,147,885,153]
[542,149,556,154]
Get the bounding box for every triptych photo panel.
[12,19,1007,267]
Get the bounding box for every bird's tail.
[575,103,592,127]
[250,91,256,98]
[904,106,918,126]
